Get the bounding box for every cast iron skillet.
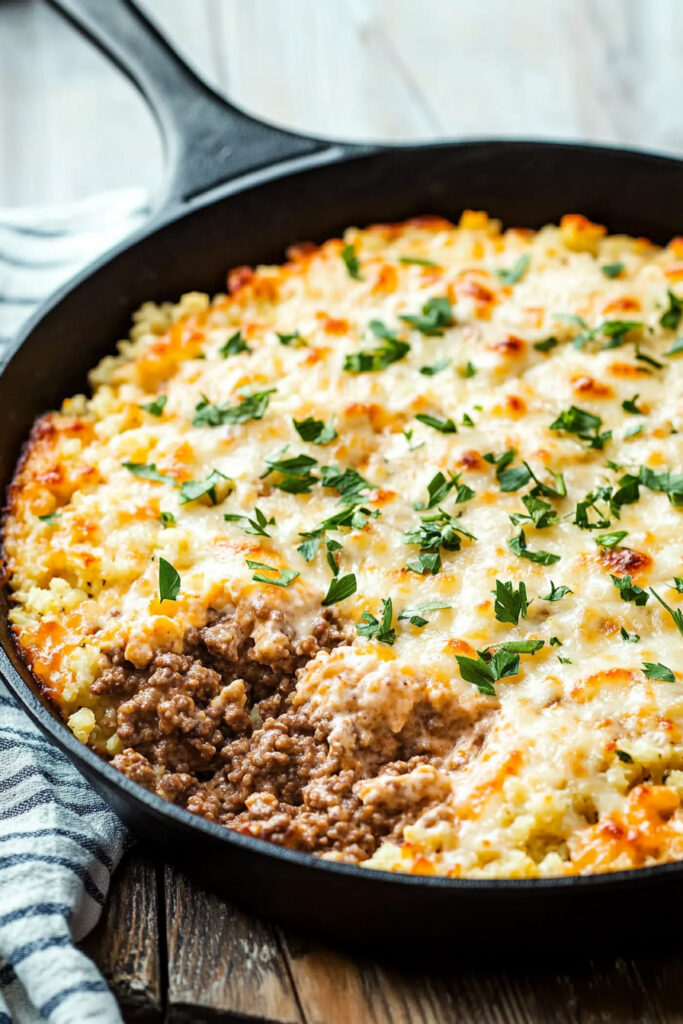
[3,0,683,948]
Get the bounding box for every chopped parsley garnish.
[193,388,275,426]
[160,511,176,529]
[573,486,615,530]
[343,321,410,373]
[534,336,558,353]
[341,243,363,280]
[673,578,683,593]
[635,348,664,370]
[277,330,305,347]
[399,256,438,267]
[357,598,395,645]
[405,552,441,575]
[158,557,181,602]
[600,320,643,349]
[550,636,562,647]
[322,573,357,606]
[224,506,275,537]
[455,641,543,696]
[622,393,643,415]
[462,361,477,378]
[620,626,640,643]
[462,413,475,427]
[549,405,611,449]
[262,449,319,493]
[611,574,649,606]
[649,588,683,635]
[419,358,451,376]
[293,416,337,445]
[321,464,374,505]
[122,462,175,485]
[492,579,529,624]
[180,469,232,506]
[639,466,683,507]
[398,600,451,628]
[325,538,342,575]
[508,529,560,565]
[509,494,558,529]
[415,413,457,434]
[615,749,633,763]
[297,505,378,562]
[642,661,675,682]
[542,581,573,602]
[404,508,475,573]
[38,511,60,524]
[664,337,683,357]
[399,296,454,336]
[246,559,300,588]
[601,261,625,279]
[596,530,628,548]
[497,464,532,492]
[660,289,682,330]
[497,253,530,284]
[219,331,251,357]
[139,394,167,416]
[413,471,474,510]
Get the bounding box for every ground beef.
[103,600,469,862]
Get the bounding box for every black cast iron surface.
[2,0,683,947]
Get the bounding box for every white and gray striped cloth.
[0,189,148,1024]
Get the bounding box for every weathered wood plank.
[80,851,162,1024]
[164,864,303,1024]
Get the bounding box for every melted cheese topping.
[5,211,683,878]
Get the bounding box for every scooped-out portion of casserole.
[4,211,683,878]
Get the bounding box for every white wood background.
[1,0,683,208]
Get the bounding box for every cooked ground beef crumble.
[94,600,471,862]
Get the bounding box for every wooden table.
[81,850,683,1023]
[6,1,683,1020]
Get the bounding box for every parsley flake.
[246,559,300,588]
[508,530,560,565]
[398,600,451,627]
[193,388,275,427]
[158,557,181,602]
[549,405,611,449]
[341,243,363,280]
[122,462,175,485]
[357,598,395,645]
[620,626,640,643]
[622,393,643,415]
[224,507,275,537]
[419,359,451,376]
[399,256,438,267]
[180,469,232,505]
[542,581,573,602]
[139,394,167,416]
[293,416,337,445]
[415,413,457,434]
[642,661,675,682]
[534,336,558,353]
[322,573,357,606]
[497,253,530,284]
[611,574,649,606]
[277,330,305,347]
[219,331,251,358]
[399,296,454,336]
[492,579,529,624]
[160,511,176,529]
[660,289,682,331]
[596,530,628,548]
[649,588,683,635]
[601,261,625,279]
[344,321,410,373]
[38,511,61,524]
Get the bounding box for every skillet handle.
[46,0,335,207]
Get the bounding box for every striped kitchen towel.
[0,188,148,1024]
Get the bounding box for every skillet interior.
[4,140,683,947]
